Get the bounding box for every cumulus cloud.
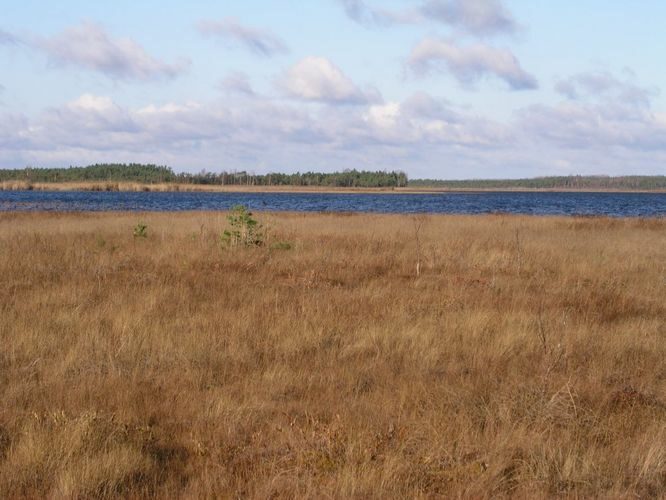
[280,56,381,104]
[4,71,664,177]
[360,93,510,147]
[198,18,288,57]
[408,38,537,90]
[35,21,188,81]
[39,94,139,148]
[68,94,116,112]
[0,89,514,174]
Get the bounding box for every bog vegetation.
[0,211,664,498]
[2,163,665,190]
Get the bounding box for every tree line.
[409,175,666,190]
[179,169,408,187]
[0,164,409,188]
[2,165,663,190]
[0,164,176,184]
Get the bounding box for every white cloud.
[3,77,665,178]
[520,71,666,151]
[361,93,510,147]
[198,18,288,57]
[36,21,188,81]
[408,38,537,90]
[364,102,400,128]
[519,102,666,151]
[0,91,511,172]
[280,56,381,104]
[336,0,421,26]
[38,94,138,147]
[421,0,516,36]
[337,0,517,36]
[400,92,459,122]
[554,71,656,109]
[69,94,115,112]
[136,102,201,115]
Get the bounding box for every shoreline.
[1,181,665,194]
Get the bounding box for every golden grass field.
[0,211,664,498]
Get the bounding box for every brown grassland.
[0,211,664,498]
[2,180,664,194]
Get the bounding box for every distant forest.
[1,164,665,190]
[0,164,176,184]
[410,175,666,190]
[0,164,409,188]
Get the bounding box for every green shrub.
[221,205,263,247]
[133,223,148,238]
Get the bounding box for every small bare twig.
[412,215,426,277]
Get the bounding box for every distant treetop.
[409,175,666,190]
[0,164,409,188]
[2,165,663,190]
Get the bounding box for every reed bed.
[0,211,664,498]
[0,182,405,193]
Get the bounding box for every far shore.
[1,180,665,194]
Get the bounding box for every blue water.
[0,190,664,217]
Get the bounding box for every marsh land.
[2,180,666,194]
[0,211,664,498]
[1,164,665,193]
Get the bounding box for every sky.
[1,0,665,179]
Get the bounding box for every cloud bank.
[519,72,665,150]
[5,66,663,177]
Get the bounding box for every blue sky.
[1,0,665,178]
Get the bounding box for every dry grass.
[3,181,663,193]
[1,181,205,192]
[0,211,664,498]
[0,181,406,193]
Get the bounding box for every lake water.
[0,190,665,217]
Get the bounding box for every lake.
[0,190,665,217]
